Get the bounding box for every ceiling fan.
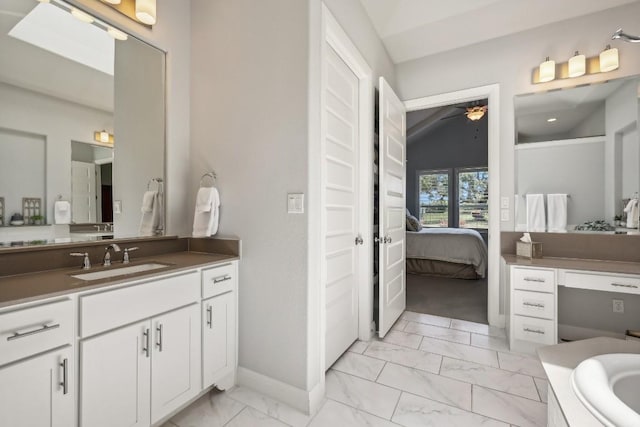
[440,101,488,122]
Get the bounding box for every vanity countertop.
[538,337,640,427]
[502,254,640,275]
[0,251,239,309]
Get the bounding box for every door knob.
[355,235,364,245]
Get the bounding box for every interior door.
[378,77,407,337]
[323,44,361,369]
[71,160,96,223]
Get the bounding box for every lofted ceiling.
[359,0,640,63]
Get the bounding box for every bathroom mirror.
[0,0,165,246]
[514,75,640,232]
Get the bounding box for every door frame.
[315,3,375,378]
[404,85,503,327]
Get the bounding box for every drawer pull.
[156,324,163,352]
[524,327,545,335]
[611,283,639,289]
[213,275,232,284]
[60,358,68,395]
[206,305,213,329]
[143,328,150,358]
[523,302,545,309]
[524,277,545,283]
[7,323,61,341]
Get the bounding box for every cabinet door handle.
[143,328,150,358]
[523,277,545,283]
[206,305,213,329]
[213,275,231,284]
[60,358,68,395]
[611,283,639,289]
[7,323,60,341]
[523,302,545,309]
[156,324,163,352]
[524,327,545,335]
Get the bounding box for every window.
[457,168,488,229]
[417,168,488,229]
[418,171,449,227]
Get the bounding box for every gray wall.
[406,113,488,216]
[190,0,396,402]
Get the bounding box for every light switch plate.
[113,200,122,214]
[501,196,510,209]
[500,209,509,221]
[287,193,304,214]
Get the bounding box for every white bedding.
[406,228,488,278]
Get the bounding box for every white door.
[323,43,361,368]
[80,320,151,427]
[71,160,96,223]
[203,292,235,389]
[151,304,201,424]
[378,77,407,337]
[0,346,74,427]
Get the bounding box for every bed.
[406,228,488,279]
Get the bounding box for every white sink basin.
[71,263,170,281]
[571,353,640,427]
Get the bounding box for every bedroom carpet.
[406,273,488,324]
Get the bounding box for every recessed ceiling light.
[547,118,557,123]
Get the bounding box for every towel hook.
[199,172,217,188]
[147,178,163,191]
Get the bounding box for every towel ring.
[147,178,164,191]
[199,172,216,188]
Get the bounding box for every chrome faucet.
[103,243,121,266]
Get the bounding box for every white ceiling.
[359,0,640,63]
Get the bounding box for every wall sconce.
[533,45,621,84]
[94,130,114,144]
[98,0,156,27]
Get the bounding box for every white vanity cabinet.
[0,346,74,427]
[0,298,75,427]
[203,291,235,389]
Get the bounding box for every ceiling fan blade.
[439,113,462,120]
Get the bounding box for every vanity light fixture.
[107,26,128,40]
[103,0,122,4]
[539,57,556,83]
[94,130,114,145]
[599,45,619,72]
[71,8,94,23]
[135,0,156,25]
[568,51,586,78]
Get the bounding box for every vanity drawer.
[563,271,640,295]
[513,315,555,345]
[513,290,555,320]
[202,263,236,298]
[512,267,555,293]
[79,271,199,337]
[0,299,73,366]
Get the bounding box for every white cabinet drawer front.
[513,315,555,345]
[202,263,236,298]
[512,267,555,293]
[80,271,200,337]
[513,290,555,320]
[0,299,73,366]
[563,271,640,295]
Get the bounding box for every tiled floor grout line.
[222,405,248,427]
[303,398,328,427]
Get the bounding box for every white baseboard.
[558,324,625,341]
[237,367,323,415]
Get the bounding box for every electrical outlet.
[613,299,624,313]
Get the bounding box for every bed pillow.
[406,212,422,231]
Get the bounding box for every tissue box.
[516,241,542,259]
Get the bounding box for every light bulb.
[568,51,586,78]
[135,0,156,25]
[600,45,619,72]
[539,57,555,83]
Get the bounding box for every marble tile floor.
[164,311,548,427]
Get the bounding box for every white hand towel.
[54,200,72,224]
[141,191,156,213]
[526,194,546,232]
[195,187,215,213]
[547,194,568,232]
[193,187,220,237]
[139,191,161,236]
[624,199,639,228]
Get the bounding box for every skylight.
[8,2,114,76]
